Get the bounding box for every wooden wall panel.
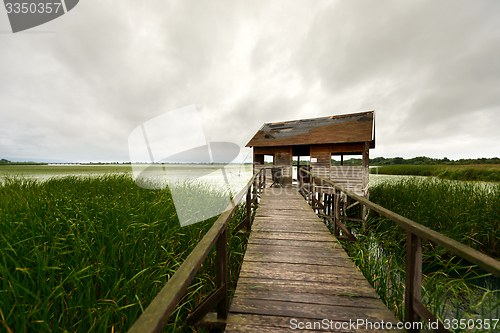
[275,146,292,185]
[310,144,330,186]
[254,146,276,155]
[329,143,365,154]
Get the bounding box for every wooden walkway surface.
[223,186,404,332]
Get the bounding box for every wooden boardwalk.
[223,186,403,332]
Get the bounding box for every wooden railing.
[127,168,267,333]
[302,170,500,333]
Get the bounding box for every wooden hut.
[246,111,375,197]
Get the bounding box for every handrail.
[127,167,268,333]
[302,169,500,332]
[302,169,500,277]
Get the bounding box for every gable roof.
[246,111,375,147]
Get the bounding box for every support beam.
[405,232,422,331]
[216,228,228,319]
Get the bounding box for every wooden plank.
[220,185,401,333]
[252,219,328,226]
[249,231,337,242]
[225,322,399,333]
[200,312,404,332]
[233,289,385,309]
[230,299,397,323]
[238,264,371,283]
[247,238,338,247]
[251,224,331,233]
[237,261,353,275]
[235,277,379,299]
[254,215,325,221]
[244,244,349,258]
[242,252,354,266]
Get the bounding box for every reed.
[0,175,249,332]
[340,177,500,330]
[371,164,500,182]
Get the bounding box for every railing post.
[405,231,422,332]
[259,170,262,193]
[216,227,228,319]
[246,186,252,232]
[334,189,340,237]
[252,175,257,204]
[298,166,303,189]
[311,174,315,208]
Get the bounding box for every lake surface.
[1,164,405,183]
[2,164,493,191]
[0,164,255,194]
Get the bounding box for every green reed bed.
[340,177,500,331]
[371,164,500,182]
[0,175,249,332]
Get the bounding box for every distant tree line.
[331,156,500,166]
[286,156,500,166]
[370,156,500,165]
[2,157,499,166]
[0,159,47,165]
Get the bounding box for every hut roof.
[246,111,375,147]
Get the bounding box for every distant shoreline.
[372,164,500,182]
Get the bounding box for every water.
[0,164,255,194]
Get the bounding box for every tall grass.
[340,177,500,330]
[369,177,500,258]
[0,175,249,332]
[372,164,500,182]
[371,164,439,177]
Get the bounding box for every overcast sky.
[1,0,499,163]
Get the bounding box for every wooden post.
[259,170,264,195]
[361,142,370,223]
[405,232,422,331]
[298,166,303,190]
[262,168,266,188]
[323,193,328,215]
[334,189,340,237]
[216,227,228,319]
[328,194,332,216]
[246,186,252,232]
[311,174,315,209]
[252,176,257,204]
[362,142,369,169]
[325,193,329,216]
[297,155,300,181]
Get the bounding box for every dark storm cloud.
[291,0,500,158]
[1,0,499,162]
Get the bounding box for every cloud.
[1,0,499,162]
